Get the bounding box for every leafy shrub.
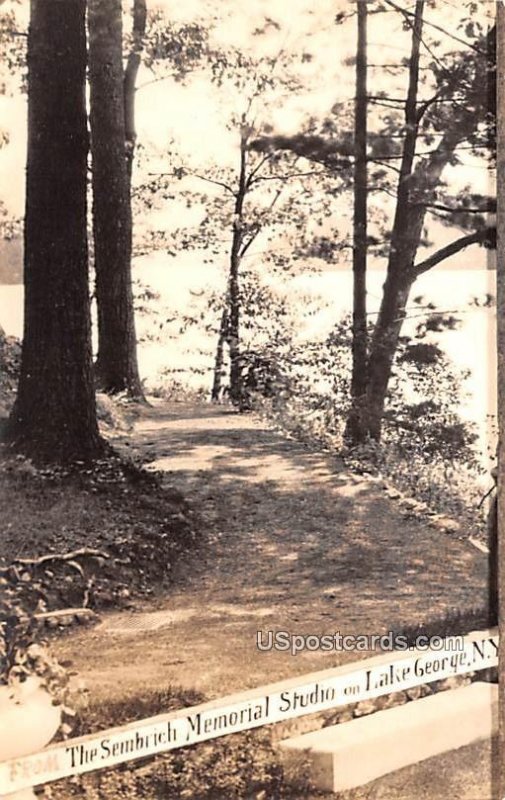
[245,310,486,525]
[0,554,73,741]
[0,329,21,418]
[151,378,210,404]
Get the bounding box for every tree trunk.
[89,0,144,399]
[5,0,103,463]
[365,275,414,439]
[228,246,242,404]
[344,0,368,445]
[124,0,147,186]
[227,136,248,405]
[363,4,492,441]
[362,0,424,440]
[211,305,228,401]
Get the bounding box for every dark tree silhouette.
[344,0,368,444]
[5,0,103,463]
[364,2,495,440]
[250,3,495,444]
[88,0,144,399]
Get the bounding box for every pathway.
[55,400,489,704]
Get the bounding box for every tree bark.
[344,0,368,445]
[89,0,144,399]
[228,249,242,404]
[211,305,228,401]
[124,0,147,185]
[363,0,424,439]
[227,134,248,405]
[5,0,103,463]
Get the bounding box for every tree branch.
[239,185,284,258]
[245,153,274,188]
[420,202,494,215]
[416,90,442,122]
[368,158,402,174]
[249,169,329,185]
[147,171,235,194]
[189,172,236,194]
[382,0,487,55]
[409,228,495,278]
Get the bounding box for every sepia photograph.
[0,0,500,798]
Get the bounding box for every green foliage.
[0,552,72,740]
[252,2,495,272]
[151,379,210,404]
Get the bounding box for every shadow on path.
[56,400,488,702]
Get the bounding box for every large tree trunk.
[363,0,424,441]
[5,0,103,463]
[344,0,368,445]
[89,0,144,399]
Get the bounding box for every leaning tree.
[252,0,495,443]
[360,0,495,442]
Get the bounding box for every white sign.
[0,628,497,796]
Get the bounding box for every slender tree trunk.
[228,246,242,403]
[228,136,248,405]
[5,0,103,463]
[344,0,368,445]
[363,0,425,440]
[211,305,228,401]
[89,0,144,399]
[124,0,147,187]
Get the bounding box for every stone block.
[278,682,497,792]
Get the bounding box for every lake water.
[0,261,496,460]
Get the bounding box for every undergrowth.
[254,393,489,535]
[0,449,199,611]
[48,688,315,800]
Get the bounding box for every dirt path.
[55,399,488,706]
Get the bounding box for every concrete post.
[0,678,61,799]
